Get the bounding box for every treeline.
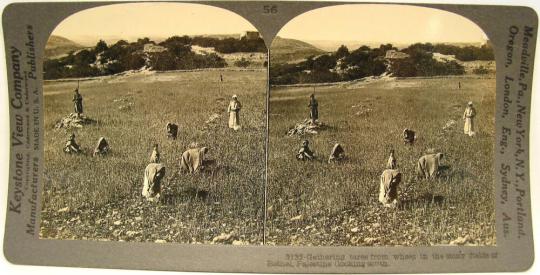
[420,43,494,61]
[270,44,390,85]
[270,42,493,85]
[191,36,267,53]
[44,35,266,79]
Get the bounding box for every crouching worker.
[64,133,82,154]
[92,137,110,157]
[296,140,314,161]
[416,153,444,179]
[379,169,402,207]
[328,143,345,163]
[403,128,416,144]
[142,163,166,202]
[149,143,160,163]
[386,150,397,169]
[180,147,209,173]
[166,123,178,140]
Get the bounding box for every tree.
[335,45,350,59]
[95,40,108,53]
[234,57,251,68]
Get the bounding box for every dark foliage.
[270,42,488,84]
[44,35,265,79]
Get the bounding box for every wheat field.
[266,76,496,246]
[40,70,267,244]
[40,71,496,247]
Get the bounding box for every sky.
[52,3,257,45]
[278,4,488,44]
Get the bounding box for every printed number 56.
[263,5,278,14]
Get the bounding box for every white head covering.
[468,101,473,106]
[232,95,238,99]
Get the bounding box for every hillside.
[44,35,267,79]
[45,35,86,59]
[270,37,326,64]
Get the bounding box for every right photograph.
[267,4,496,246]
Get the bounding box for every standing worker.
[228,95,242,130]
[73,86,83,117]
[308,93,319,124]
[463,101,477,136]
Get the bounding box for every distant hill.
[270,37,326,64]
[45,35,86,59]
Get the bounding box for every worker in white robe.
[180,147,208,173]
[416,153,444,179]
[386,150,397,169]
[328,143,345,163]
[92,137,109,157]
[142,163,166,201]
[463,101,477,136]
[228,95,242,130]
[379,169,402,207]
[149,144,160,163]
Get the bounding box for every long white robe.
[379,169,402,206]
[463,106,476,136]
[228,100,242,130]
[142,163,166,201]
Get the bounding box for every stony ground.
[41,70,267,244]
[266,76,496,246]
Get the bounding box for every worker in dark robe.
[166,123,178,140]
[142,163,166,202]
[73,88,83,117]
[64,133,82,154]
[296,140,314,161]
[150,144,160,163]
[328,143,345,163]
[92,137,109,157]
[308,94,319,124]
[403,128,416,144]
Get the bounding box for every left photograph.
[41,3,267,244]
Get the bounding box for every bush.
[234,57,251,68]
[473,66,491,74]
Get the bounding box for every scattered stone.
[212,232,234,243]
[286,119,326,136]
[289,215,303,221]
[350,227,359,233]
[54,113,96,129]
[205,113,220,124]
[155,239,167,244]
[126,231,139,238]
[232,240,248,245]
[57,207,70,213]
[113,220,123,226]
[450,235,470,245]
[118,102,134,111]
[443,119,457,131]
[363,237,379,245]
